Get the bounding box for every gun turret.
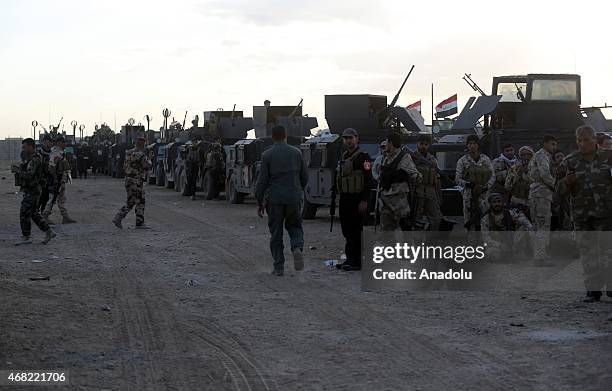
[462,73,486,96]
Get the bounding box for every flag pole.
[431,83,434,133]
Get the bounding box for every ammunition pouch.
[419,166,439,187]
[511,176,530,201]
[465,163,492,187]
[336,149,366,194]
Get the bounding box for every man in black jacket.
[335,128,373,271]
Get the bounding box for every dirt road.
[1,163,611,390]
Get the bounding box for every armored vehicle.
[226,101,318,204]
[302,71,427,218]
[433,73,593,217]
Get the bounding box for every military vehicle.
[162,119,188,189]
[225,100,318,204]
[301,68,427,219]
[174,108,253,199]
[432,73,594,218]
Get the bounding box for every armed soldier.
[42,136,76,224]
[491,143,518,201]
[371,140,387,182]
[379,132,422,231]
[504,146,534,218]
[481,192,533,261]
[38,134,53,214]
[455,135,495,231]
[11,138,56,245]
[185,143,200,200]
[411,134,443,230]
[334,128,372,271]
[559,126,612,302]
[113,136,152,229]
[528,134,558,266]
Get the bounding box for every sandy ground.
[1,160,612,391]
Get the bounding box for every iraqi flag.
[406,100,421,113]
[435,94,458,118]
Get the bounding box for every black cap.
[341,128,358,137]
[22,138,35,146]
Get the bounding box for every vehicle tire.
[301,196,318,219]
[203,171,217,200]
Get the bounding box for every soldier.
[528,134,558,266]
[597,133,611,150]
[334,128,372,272]
[255,125,308,276]
[38,134,53,214]
[11,138,56,245]
[379,132,422,231]
[185,143,200,200]
[559,126,612,302]
[42,136,77,224]
[411,134,443,230]
[113,136,152,229]
[491,143,518,201]
[371,140,387,182]
[504,146,534,218]
[481,192,533,261]
[455,135,495,231]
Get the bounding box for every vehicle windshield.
[530,79,578,102]
[496,83,527,102]
[432,120,454,134]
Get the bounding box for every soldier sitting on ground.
[481,192,533,262]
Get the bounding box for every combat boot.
[135,224,151,230]
[62,216,77,224]
[42,229,56,244]
[15,236,32,246]
[270,269,284,277]
[583,291,602,303]
[292,248,304,271]
[112,216,123,229]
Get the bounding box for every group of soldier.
[12,124,612,302]
[330,127,611,302]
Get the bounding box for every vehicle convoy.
[301,69,428,219]
[225,100,318,204]
[432,73,601,217]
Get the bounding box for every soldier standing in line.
[185,143,200,200]
[491,143,518,202]
[255,125,308,276]
[378,132,422,231]
[559,126,612,302]
[42,136,77,224]
[505,146,534,219]
[481,192,533,261]
[11,138,56,245]
[113,136,152,229]
[334,128,372,272]
[455,135,495,231]
[411,134,443,230]
[527,134,558,266]
[38,134,53,214]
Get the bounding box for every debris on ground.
[29,276,50,281]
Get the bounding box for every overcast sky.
[1,0,611,138]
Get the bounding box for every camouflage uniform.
[379,149,422,231]
[114,148,152,226]
[481,208,533,261]
[38,146,51,213]
[455,154,495,229]
[527,148,555,260]
[504,161,532,216]
[412,150,443,230]
[14,153,51,237]
[559,149,612,291]
[43,147,72,220]
[491,155,518,201]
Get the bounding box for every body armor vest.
[416,157,439,187]
[380,151,410,191]
[336,148,365,194]
[465,161,492,185]
[488,210,516,232]
[512,170,530,201]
